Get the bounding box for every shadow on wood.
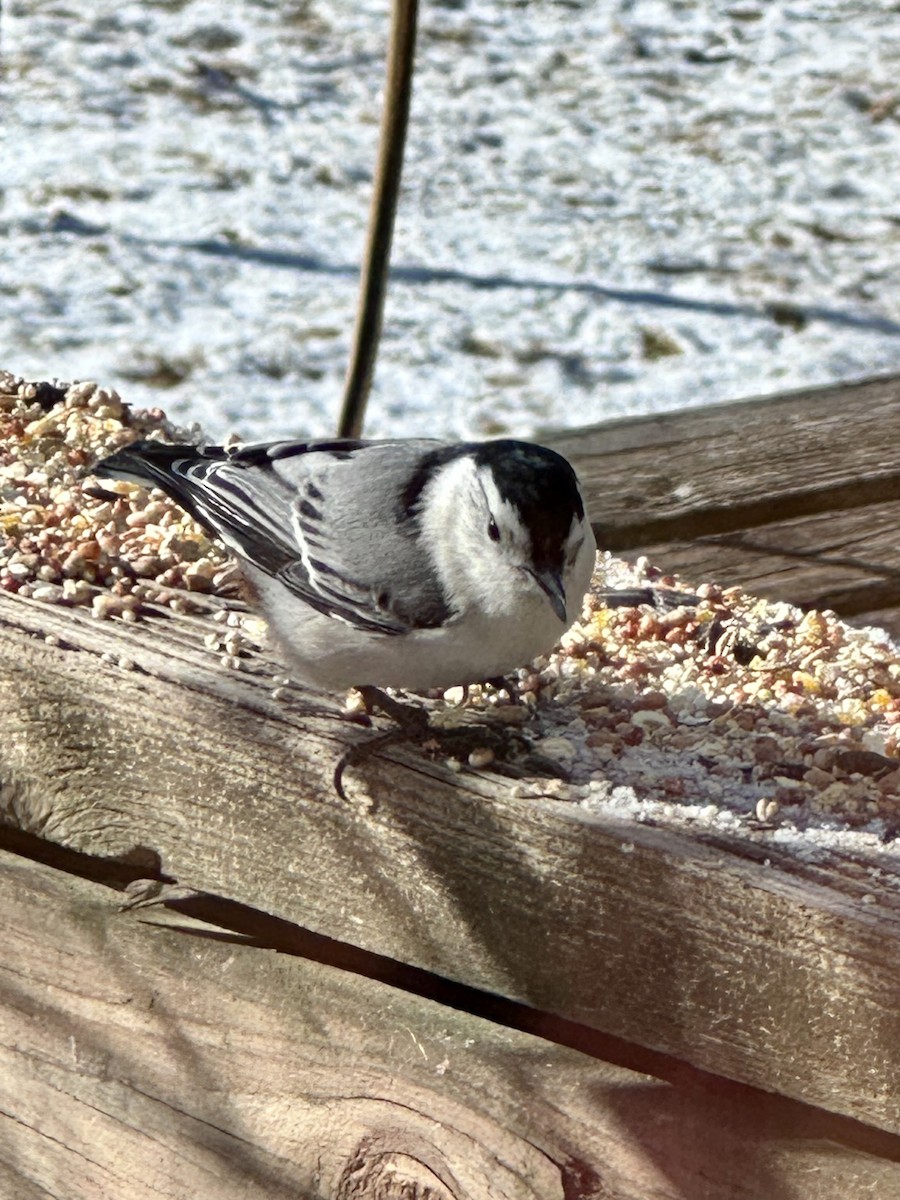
[6,372,900,1196]
[3,581,900,1195]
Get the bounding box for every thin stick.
[336,0,419,440]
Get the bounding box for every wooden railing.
[3,373,900,1197]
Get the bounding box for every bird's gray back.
[272,440,455,630]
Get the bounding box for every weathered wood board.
[632,499,900,620]
[547,372,900,633]
[549,372,900,546]
[6,372,900,1196]
[3,848,900,1200]
[4,587,900,1147]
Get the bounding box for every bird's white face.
[474,467,593,621]
[420,454,596,625]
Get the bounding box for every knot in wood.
[336,1131,461,1200]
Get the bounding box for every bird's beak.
[525,566,567,623]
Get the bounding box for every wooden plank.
[4,590,900,1137]
[2,848,899,1200]
[546,372,900,548]
[630,498,900,636]
[0,1161,56,1200]
[0,850,599,1200]
[543,373,900,634]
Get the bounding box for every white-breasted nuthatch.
[95,437,597,693]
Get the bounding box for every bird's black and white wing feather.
[96,438,457,635]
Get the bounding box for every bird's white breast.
[246,545,596,694]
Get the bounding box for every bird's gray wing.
[204,439,456,635]
[94,440,301,580]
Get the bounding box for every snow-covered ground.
[4,0,900,442]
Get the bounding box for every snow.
[4,0,899,442]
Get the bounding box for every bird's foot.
[333,685,569,800]
[357,685,431,732]
[334,687,431,799]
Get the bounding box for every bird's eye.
[488,518,501,543]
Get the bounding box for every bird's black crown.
[473,440,585,570]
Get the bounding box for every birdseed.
[4,370,900,863]
[0,370,230,618]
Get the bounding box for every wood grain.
[542,372,900,635]
[629,497,900,629]
[3,590,900,1139]
[548,372,900,548]
[2,848,899,1200]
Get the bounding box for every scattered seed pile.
[0,370,234,619]
[3,370,900,853]
[499,564,900,852]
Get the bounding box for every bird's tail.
[92,440,226,532]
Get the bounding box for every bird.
[94,436,597,696]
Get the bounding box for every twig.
[337,0,419,439]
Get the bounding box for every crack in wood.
[596,470,900,551]
[3,827,900,1170]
